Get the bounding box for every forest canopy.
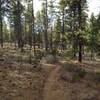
[0,0,100,62]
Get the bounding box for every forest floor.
[0,46,100,100]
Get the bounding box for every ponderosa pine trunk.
[50,27,53,49]
[15,1,23,50]
[0,0,3,47]
[32,0,36,55]
[0,16,3,47]
[62,7,65,50]
[44,0,48,51]
[79,42,82,62]
[78,0,82,62]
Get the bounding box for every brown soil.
[0,47,100,100]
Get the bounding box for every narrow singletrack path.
[43,64,70,100]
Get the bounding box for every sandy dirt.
[0,47,100,100]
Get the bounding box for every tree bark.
[32,0,36,55]
[78,0,83,62]
[61,7,65,50]
[44,0,48,51]
[79,43,82,62]
[0,16,3,47]
[0,0,3,47]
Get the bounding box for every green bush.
[70,68,86,81]
[34,49,58,59]
[46,49,58,56]
[95,72,100,82]
[71,72,81,81]
[35,50,45,59]
[76,68,87,78]
[58,50,74,57]
[28,55,39,65]
[62,64,87,80]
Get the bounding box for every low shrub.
[71,72,81,81]
[76,68,87,78]
[35,50,45,59]
[94,72,100,82]
[61,63,87,81]
[46,49,58,56]
[58,50,74,58]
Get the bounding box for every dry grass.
[0,46,100,100]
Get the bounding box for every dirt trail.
[42,61,100,100]
[43,64,69,100]
[43,65,58,100]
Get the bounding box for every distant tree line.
[0,0,100,62]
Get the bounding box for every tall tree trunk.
[29,23,32,50]
[27,2,32,50]
[90,50,93,61]
[62,7,65,50]
[44,0,48,51]
[0,16,3,47]
[0,0,3,47]
[50,27,53,49]
[16,1,23,50]
[32,0,36,55]
[78,0,82,62]
[79,42,82,62]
